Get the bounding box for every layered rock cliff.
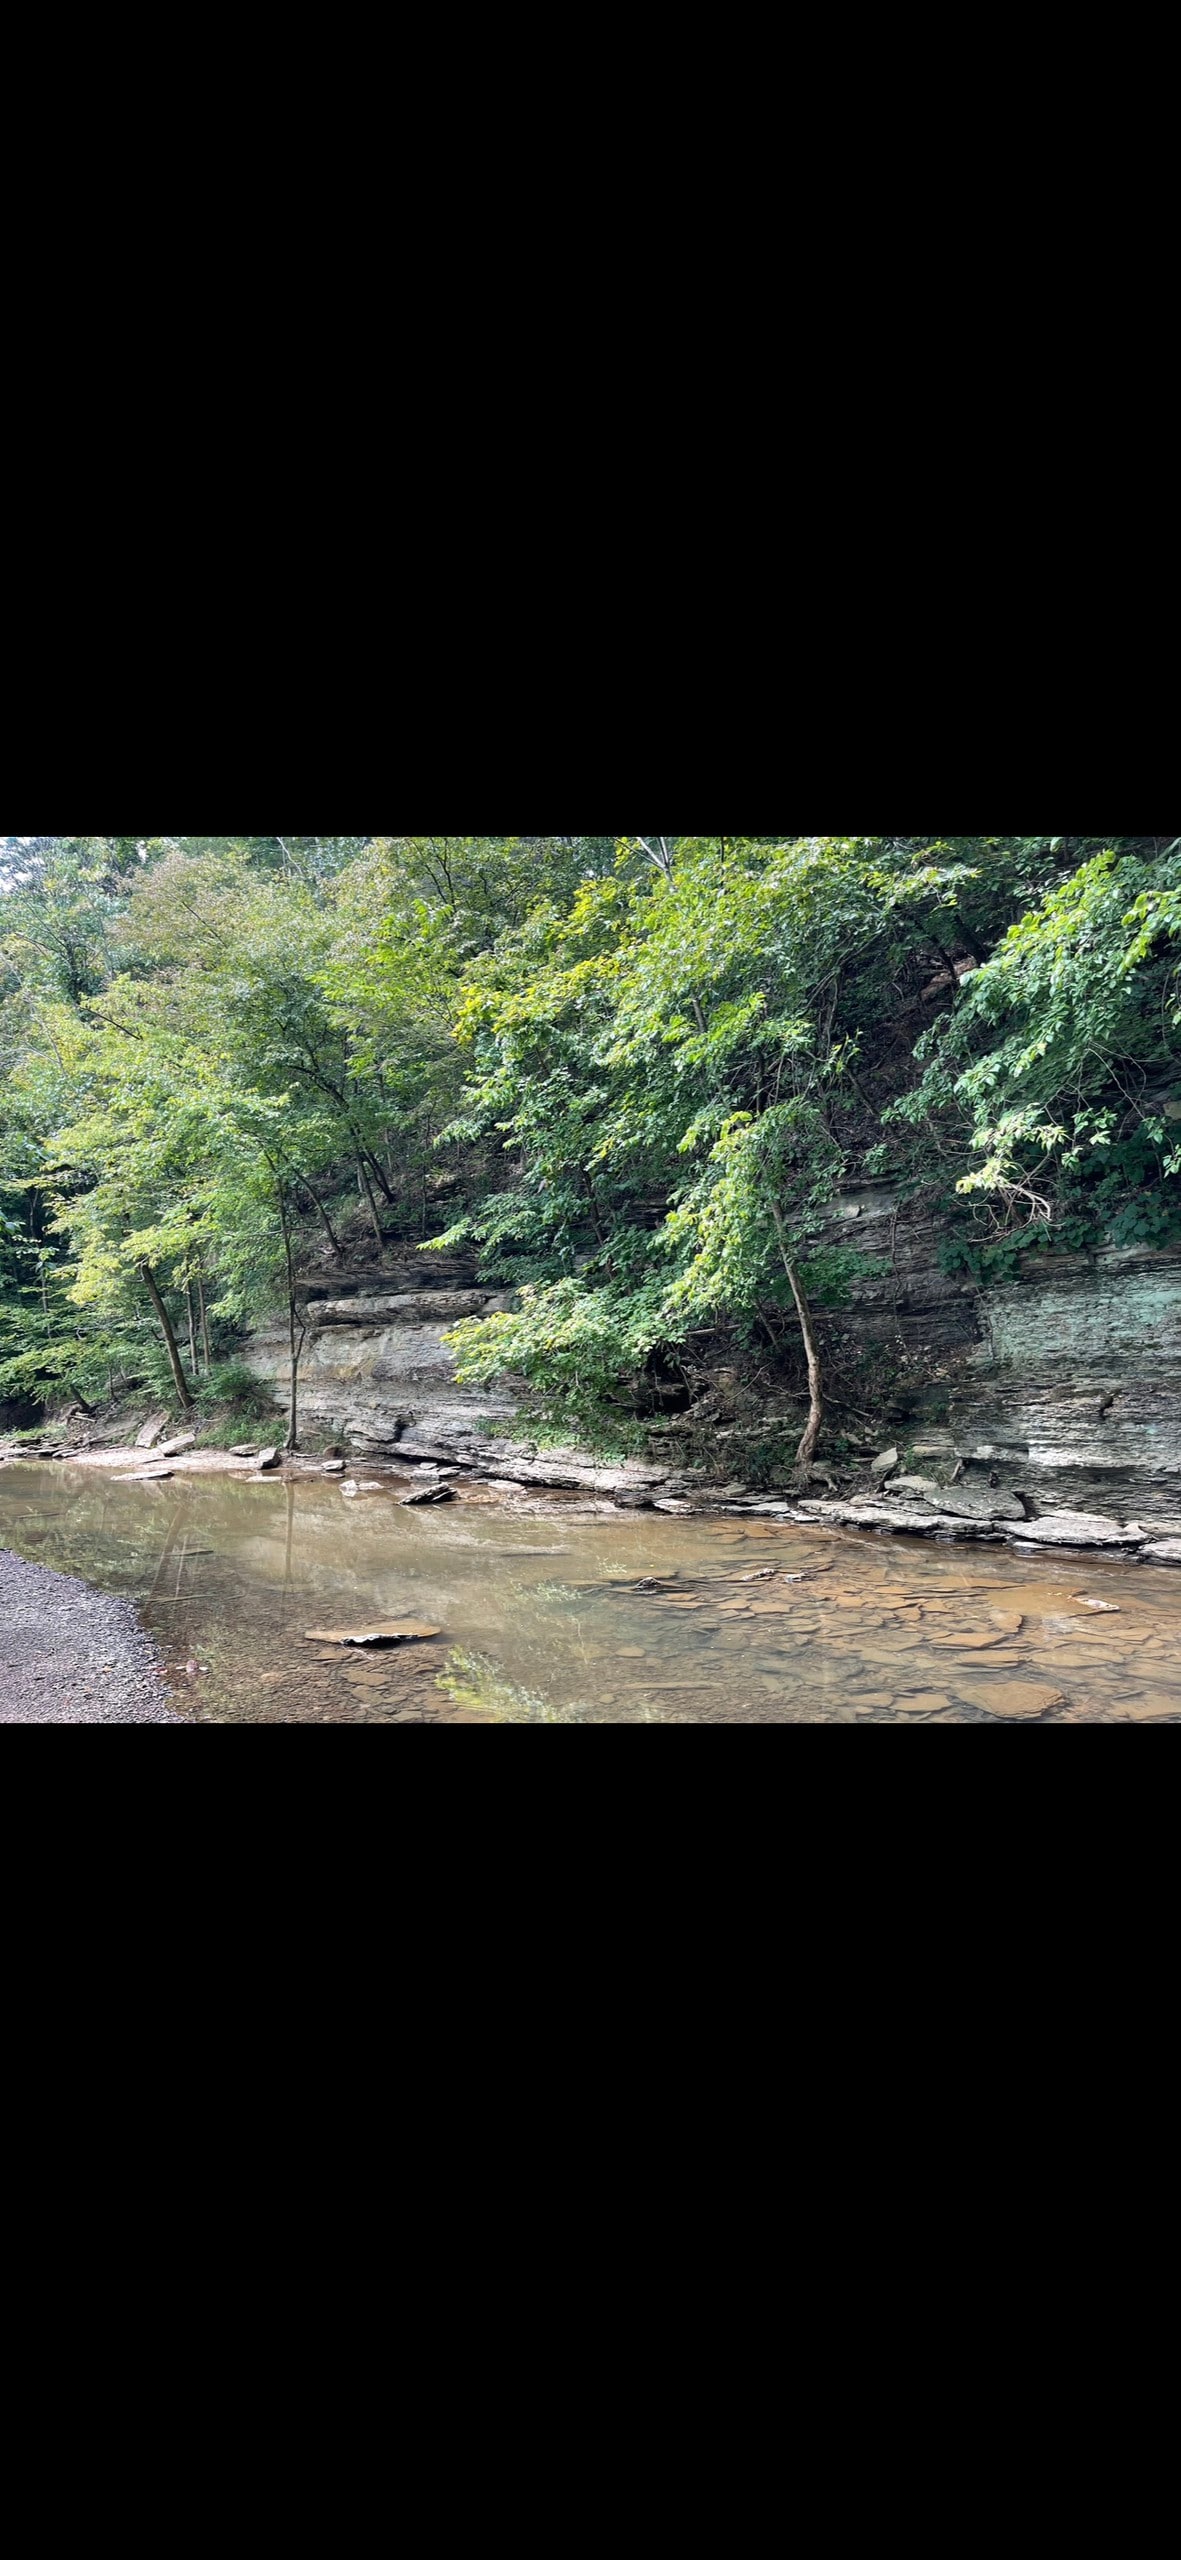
[242,1206,1181,1525]
[817,1180,1181,1528]
[242,1256,518,1460]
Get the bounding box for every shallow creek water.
[2,1460,1180,1722]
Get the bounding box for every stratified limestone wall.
[821,1179,980,1356]
[243,1282,521,1458]
[826,1183,1181,1516]
[949,1246,1181,1514]
[242,1213,1181,1516]
[242,1279,677,1494]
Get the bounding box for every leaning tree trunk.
[138,1261,193,1410]
[355,1152,385,1251]
[769,1204,824,1483]
[287,1166,344,1258]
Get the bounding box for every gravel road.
[0,1547,185,1723]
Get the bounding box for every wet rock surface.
[1003,1511,1145,1549]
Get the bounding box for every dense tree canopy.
[2,833,1177,1465]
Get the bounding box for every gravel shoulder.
[0,1547,185,1724]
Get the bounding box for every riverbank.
[5,1430,1181,1564]
[0,1547,183,1723]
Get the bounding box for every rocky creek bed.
[2,1454,1180,1723]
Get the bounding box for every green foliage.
[939,1232,1040,1288]
[197,1360,273,1413]
[897,842,1181,1242]
[4,832,1179,1452]
[447,1277,670,1451]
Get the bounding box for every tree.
[440,838,942,1459]
[6,830,1178,1460]
[893,842,1181,1245]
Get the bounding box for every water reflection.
[3,1462,1180,1723]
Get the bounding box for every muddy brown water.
[2,1461,1180,1722]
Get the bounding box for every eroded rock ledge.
[237,1226,1181,1558]
[785,1498,1181,1563]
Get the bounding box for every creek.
[2,1460,1179,1722]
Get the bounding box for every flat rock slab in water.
[798,1499,993,1538]
[952,1678,1067,1719]
[304,1621,443,1644]
[1003,1511,1143,1549]
[400,1484,455,1505]
[1142,1540,1181,1564]
[116,1464,175,1482]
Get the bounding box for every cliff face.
[242,1209,1181,1523]
[241,1256,675,1495]
[242,1256,521,1460]
[949,1248,1181,1516]
[822,1181,1181,1524]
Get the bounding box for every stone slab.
[1001,1510,1144,1549]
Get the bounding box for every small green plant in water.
[438,1649,585,1722]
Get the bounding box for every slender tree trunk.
[769,1204,823,1480]
[186,1283,198,1379]
[138,1261,193,1409]
[286,1300,305,1452]
[197,1271,212,1375]
[286,1165,344,1256]
[356,1152,385,1249]
[360,1141,396,1203]
[277,1187,307,1451]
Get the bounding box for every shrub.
[198,1359,274,1415]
